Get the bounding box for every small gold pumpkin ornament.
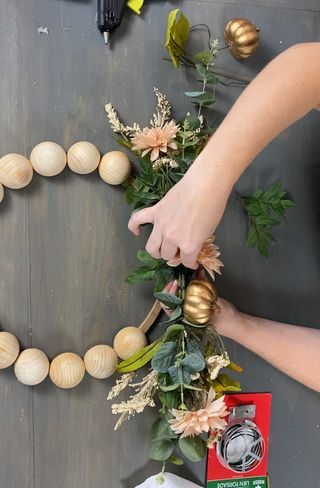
[224,18,259,59]
[99,151,131,185]
[0,331,20,368]
[49,352,85,389]
[84,344,118,379]
[113,327,147,360]
[14,348,49,386]
[30,141,67,177]
[67,141,101,175]
[183,279,218,325]
[0,182,4,203]
[0,153,33,189]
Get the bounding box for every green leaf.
[190,92,215,107]
[181,353,205,373]
[149,439,174,461]
[211,373,241,393]
[151,341,177,373]
[185,91,204,97]
[168,454,184,465]
[158,390,180,408]
[125,266,156,284]
[165,323,185,338]
[137,250,161,269]
[117,339,163,373]
[241,182,295,257]
[169,306,182,322]
[154,292,183,308]
[178,436,207,462]
[151,417,177,441]
[154,268,176,293]
[193,51,214,65]
[160,383,180,392]
[165,9,190,67]
[168,365,191,385]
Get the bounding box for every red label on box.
[207,392,272,483]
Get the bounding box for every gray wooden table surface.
[0,1,319,487]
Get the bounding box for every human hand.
[128,162,232,269]
[212,297,242,339]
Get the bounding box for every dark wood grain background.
[0,1,319,487]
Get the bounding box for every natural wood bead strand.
[49,352,85,389]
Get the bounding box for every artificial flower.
[168,388,228,438]
[206,353,230,381]
[167,235,223,279]
[131,121,179,161]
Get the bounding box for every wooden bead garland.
[14,348,49,386]
[0,139,161,389]
[0,332,20,369]
[67,141,100,174]
[50,352,85,389]
[84,345,118,379]
[0,153,33,189]
[30,141,67,177]
[99,151,131,185]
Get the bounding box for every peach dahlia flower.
[131,121,179,161]
[167,236,223,279]
[168,388,228,438]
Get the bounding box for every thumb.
[128,206,155,236]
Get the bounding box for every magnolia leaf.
[117,339,163,373]
[178,436,207,462]
[165,9,190,67]
[168,365,191,385]
[169,306,183,322]
[149,439,174,461]
[151,341,177,373]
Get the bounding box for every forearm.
[229,313,320,392]
[191,43,320,189]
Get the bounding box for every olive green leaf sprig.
[238,182,296,257]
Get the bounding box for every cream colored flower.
[168,388,228,438]
[168,235,223,279]
[206,353,230,380]
[131,121,179,161]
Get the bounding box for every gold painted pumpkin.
[183,280,218,325]
[224,18,259,59]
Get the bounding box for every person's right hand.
[128,161,232,269]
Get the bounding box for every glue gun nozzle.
[103,31,109,46]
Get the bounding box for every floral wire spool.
[217,420,265,473]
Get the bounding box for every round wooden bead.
[99,151,131,185]
[49,352,85,389]
[14,348,49,386]
[113,327,147,360]
[84,345,118,379]
[0,182,4,203]
[0,154,33,189]
[0,331,20,369]
[30,141,66,177]
[67,141,100,175]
